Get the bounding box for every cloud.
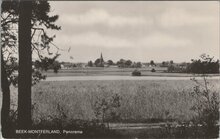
[49,1,219,62]
[60,9,153,27]
[157,8,216,27]
[138,32,193,48]
[59,32,133,48]
[57,31,193,50]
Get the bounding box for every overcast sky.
[47,1,219,63]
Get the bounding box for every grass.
[28,79,219,124]
[44,67,220,77]
[8,79,219,137]
[44,67,167,77]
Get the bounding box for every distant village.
[60,53,189,70]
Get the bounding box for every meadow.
[24,79,218,124]
[7,78,219,137]
[44,67,220,77]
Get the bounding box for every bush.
[151,68,156,72]
[132,69,141,76]
[190,76,219,137]
[93,93,122,125]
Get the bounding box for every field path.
[108,122,171,130]
[45,75,220,81]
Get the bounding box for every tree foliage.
[107,60,114,66]
[166,54,219,74]
[116,59,126,68]
[190,76,219,136]
[186,54,219,74]
[34,54,61,73]
[1,0,61,85]
[135,62,142,68]
[125,60,132,67]
[87,60,93,67]
[94,58,104,67]
[150,60,155,66]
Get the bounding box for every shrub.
[151,68,156,72]
[93,93,122,129]
[190,75,219,137]
[132,69,141,76]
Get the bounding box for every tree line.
[88,59,148,68]
[167,54,219,74]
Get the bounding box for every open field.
[44,67,167,77]
[45,75,220,81]
[43,67,220,77]
[9,79,215,124]
[7,78,219,137]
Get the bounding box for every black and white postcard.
[1,0,219,138]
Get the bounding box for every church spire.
[100,53,103,61]
[100,52,104,67]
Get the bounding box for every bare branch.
[49,41,69,52]
[37,32,42,42]
[32,43,43,60]
[1,13,12,22]
[31,27,45,42]
[31,29,37,39]
[32,27,45,34]
[1,18,18,27]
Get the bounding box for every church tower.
[100,53,104,67]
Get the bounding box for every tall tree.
[1,0,19,136]
[1,0,61,134]
[17,0,32,128]
[1,53,10,136]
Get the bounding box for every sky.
[46,1,219,63]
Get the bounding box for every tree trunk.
[1,52,11,137]
[18,1,32,128]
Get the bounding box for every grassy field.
[7,78,219,137]
[44,67,166,77]
[43,67,220,77]
[9,79,214,125]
